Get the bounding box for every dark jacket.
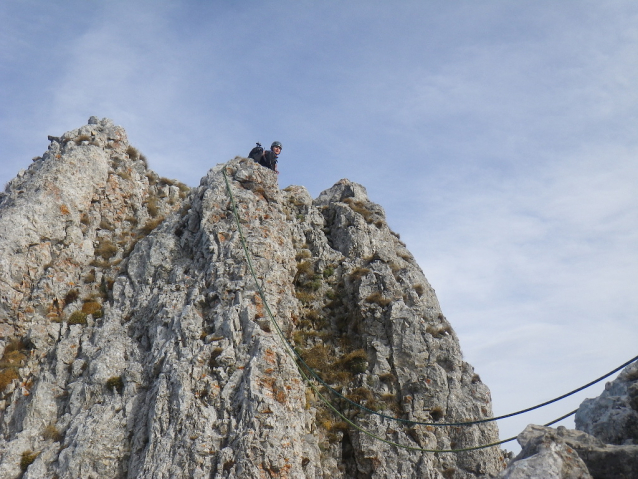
[259,150,278,172]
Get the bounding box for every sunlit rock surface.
[0,117,562,479]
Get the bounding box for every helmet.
[271,141,282,150]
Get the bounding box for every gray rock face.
[497,361,638,479]
[0,120,506,478]
[575,361,638,445]
[498,425,593,479]
[498,424,638,479]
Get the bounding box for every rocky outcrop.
[0,117,188,478]
[498,361,638,479]
[575,360,638,445]
[498,424,638,479]
[0,119,506,478]
[498,425,593,479]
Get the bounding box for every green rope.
[219,167,613,453]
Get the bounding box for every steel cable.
[221,167,633,451]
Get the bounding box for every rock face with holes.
[0,119,508,478]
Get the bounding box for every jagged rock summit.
[0,118,506,478]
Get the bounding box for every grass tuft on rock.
[365,292,392,307]
[95,238,117,260]
[64,289,79,305]
[106,376,124,394]
[20,450,39,472]
[68,311,87,325]
[349,267,370,282]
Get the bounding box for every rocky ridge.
[1,118,635,479]
[0,119,505,478]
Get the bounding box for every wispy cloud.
[1,1,636,453]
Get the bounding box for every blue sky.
[2,1,637,451]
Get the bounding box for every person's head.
[271,141,282,155]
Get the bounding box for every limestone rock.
[498,424,638,479]
[498,425,592,479]
[575,360,638,445]
[0,120,506,478]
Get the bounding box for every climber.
[249,141,282,173]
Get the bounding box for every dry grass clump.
[295,291,315,304]
[177,182,190,198]
[84,269,96,283]
[295,249,312,261]
[349,267,370,282]
[296,261,314,277]
[380,393,401,414]
[64,289,79,305]
[389,262,402,275]
[414,284,425,297]
[442,467,457,479]
[365,292,392,307]
[99,218,115,231]
[398,251,412,261]
[379,372,397,384]
[293,329,320,345]
[2,339,27,359]
[329,421,349,434]
[146,197,159,217]
[68,311,87,325]
[125,216,139,226]
[299,344,350,385]
[140,217,164,235]
[43,424,63,442]
[106,376,124,394]
[116,170,131,181]
[304,309,321,322]
[341,349,368,374]
[308,312,329,330]
[126,145,140,160]
[74,134,91,144]
[81,300,102,316]
[346,386,375,404]
[0,368,19,392]
[295,258,323,293]
[343,197,374,223]
[298,345,368,385]
[89,259,110,268]
[95,238,117,260]
[20,450,39,472]
[0,338,27,390]
[315,408,351,443]
[146,171,159,185]
[426,324,453,339]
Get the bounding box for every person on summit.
[249,141,282,173]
